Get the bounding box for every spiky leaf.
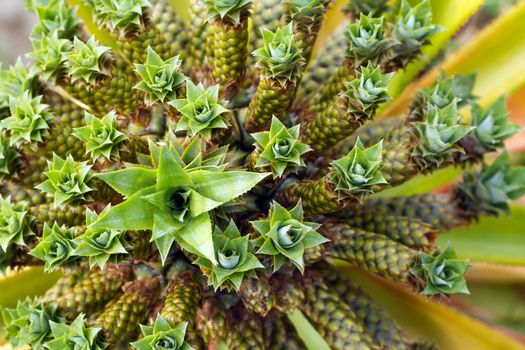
[131,314,194,350]
[204,0,252,24]
[0,196,34,252]
[67,36,110,84]
[30,222,77,271]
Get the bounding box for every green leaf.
[338,265,525,350]
[177,212,216,265]
[95,167,157,197]
[0,268,60,308]
[287,310,330,350]
[66,0,116,47]
[437,205,525,265]
[190,171,269,203]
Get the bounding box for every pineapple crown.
[410,101,475,165]
[28,31,72,81]
[35,153,93,206]
[73,206,128,269]
[283,0,331,28]
[330,138,387,198]
[392,0,440,57]
[411,243,470,296]
[30,0,80,40]
[0,196,34,252]
[169,81,230,141]
[204,0,252,24]
[0,133,20,178]
[73,111,128,161]
[45,314,106,350]
[412,74,477,120]
[344,14,391,66]
[465,97,521,154]
[134,47,187,104]
[0,60,38,114]
[67,36,111,84]
[251,116,310,178]
[252,201,327,273]
[30,222,78,271]
[131,315,193,350]
[253,23,305,86]
[344,0,388,17]
[456,152,525,216]
[342,63,392,118]
[86,0,151,34]
[195,220,263,291]
[0,91,52,147]
[92,143,269,264]
[0,297,58,349]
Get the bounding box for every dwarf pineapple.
[1,0,524,349]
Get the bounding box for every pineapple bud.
[0,297,58,349]
[250,116,310,177]
[330,138,387,198]
[67,36,111,84]
[195,220,263,291]
[169,81,230,140]
[44,314,106,350]
[204,0,253,25]
[343,63,391,118]
[73,111,128,162]
[455,152,525,216]
[0,196,34,252]
[253,22,305,86]
[461,97,521,157]
[72,206,128,269]
[411,243,470,296]
[390,0,440,65]
[410,101,475,167]
[86,0,151,35]
[0,59,40,117]
[29,0,81,40]
[28,31,72,81]
[344,0,388,17]
[134,46,187,105]
[131,314,194,350]
[35,153,93,206]
[30,222,78,271]
[252,201,327,272]
[344,14,390,66]
[1,91,52,147]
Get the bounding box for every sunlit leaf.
[0,267,60,308]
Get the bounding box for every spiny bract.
[1,0,524,349]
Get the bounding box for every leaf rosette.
[345,14,391,65]
[30,0,81,39]
[204,0,252,24]
[67,36,110,84]
[30,222,78,271]
[0,196,34,253]
[131,315,194,350]
[169,81,230,140]
[252,201,327,273]
[44,314,106,350]
[86,0,151,34]
[28,31,72,81]
[251,116,310,178]
[196,220,263,291]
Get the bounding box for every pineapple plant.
[1,0,525,349]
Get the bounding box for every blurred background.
[0,0,524,347]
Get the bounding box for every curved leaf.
[0,267,60,308]
[288,310,330,350]
[339,265,525,350]
[67,0,116,47]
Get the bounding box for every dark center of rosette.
[167,189,190,222]
[194,104,214,123]
[155,336,178,350]
[273,138,293,158]
[218,248,240,269]
[277,222,305,248]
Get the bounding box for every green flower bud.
[73,206,127,269]
[169,81,230,140]
[131,315,194,350]
[35,154,93,206]
[30,222,77,271]
[28,30,72,81]
[30,0,81,40]
[204,0,252,24]
[1,297,58,349]
[331,138,387,197]
[412,243,470,296]
[86,0,151,34]
[0,91,52,147]
[252,201,327,273]
[0,196,34,252]
[252,22,305,85]
[344,14,391,65]
[67,36,110,84]
[457,152,525,216]
[196,220,263,291]
[134,46,187,104]
[343,63,392,118]
[251,116,310,178]
[73,111,128,161]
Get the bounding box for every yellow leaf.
[340,265,525,350]
[0,267,60,308]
